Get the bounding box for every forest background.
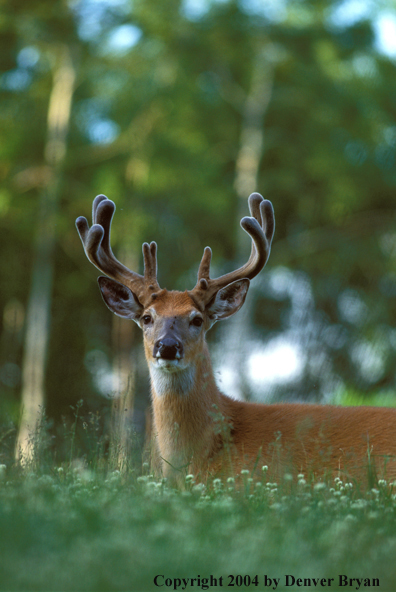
[1,0,396,465]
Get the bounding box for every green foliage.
[1,0,396,448]
[1,463,396,590]
[333,388,396,408]
[2,395,396,589]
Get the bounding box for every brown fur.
[144,291,396,486]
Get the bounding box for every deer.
[76,193,396,487]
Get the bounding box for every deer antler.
[76,194,160,305]
[189,193,275,306]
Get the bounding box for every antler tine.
[239,195,275,277]
[92,194,108,225]
[190,193,275,305]
[142,241,159,287]
[76,195,160,303]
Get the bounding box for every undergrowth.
[1,413,396,591]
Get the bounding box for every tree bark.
[15,45,76,464]
[109,252,137,471]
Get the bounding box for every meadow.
[1,417,396,592]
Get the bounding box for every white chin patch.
[149,361,195,397]
[156,358,181,372]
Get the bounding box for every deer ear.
[206,279,250,323]
[98,276,143,323]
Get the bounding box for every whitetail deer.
[76,193,396,486]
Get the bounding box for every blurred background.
[1,0,396,464]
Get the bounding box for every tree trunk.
[109,253,137,471]
[15,45,76,464]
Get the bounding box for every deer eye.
[142,314,152,325]
[190,316,203,327]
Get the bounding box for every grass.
[1,409,396,592]
[1,463,396,591]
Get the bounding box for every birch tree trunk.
[223,47,274,401]
[15,45,76,464]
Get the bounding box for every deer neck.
[148,342,221,482]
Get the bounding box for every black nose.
[154,338,183,360]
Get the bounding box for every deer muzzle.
[154,337,183,361]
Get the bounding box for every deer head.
[76,193,275,381]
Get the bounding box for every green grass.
[1,462,396,592]
[2,400,396,592]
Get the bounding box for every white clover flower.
[270,503,282,511]
[345,514,357,522]
[314,482,326,491]
[227,477,235,484]
[241,469,250,475]
[79,470,94,484]
[38,475,54,485]
[368,511,379,519]
[265,482,277,489]
[297,473,305,479]
[261,465,268,472]
[185,474,195,482]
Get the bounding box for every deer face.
[76,193,274,399]
[98,277,250,374]
[140,291,205,373]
